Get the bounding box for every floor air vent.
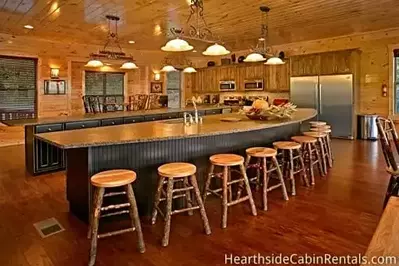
[33,217,65,238]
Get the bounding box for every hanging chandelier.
[161,0,230,56]
[244,7,284,65]
[86,15,138,69]
[160,55,197,73]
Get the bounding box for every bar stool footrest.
[101,210,130,218]
[227,196,249,207]
[98,227,135,239]
[172,205,200,215]
[100,202,130,211]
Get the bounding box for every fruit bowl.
[242,101,297,121]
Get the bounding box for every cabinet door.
[245,64,264,80]
[290,54,320,76]
[185,72,197,93]
[265,61,290,92]
[320,50,352,75]
[219,66,236,81]
[237,66,247,91]
[195,69,204,93]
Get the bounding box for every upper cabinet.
[290,49,360,77]
[265,61,290,92]
[290,54,320,77]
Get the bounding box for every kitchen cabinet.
[319,50,353,75]
[265,61,290,92]
[65,120,100,130]
[124,116,144,124]
[101,118,124,127]
[219,66,236,81]
[202,68,219,92]
[290,54,320,77]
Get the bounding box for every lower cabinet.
[34,123,65,174]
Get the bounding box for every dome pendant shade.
[85,59,104,67]
[243,53,266,62]
[161,65,177,72]
[183,67,197,73]
[264,56,285,65]
[161,38,193,52]
[120,62,138,69]
[202,43,230,56]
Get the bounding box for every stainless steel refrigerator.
[290,74,353,139]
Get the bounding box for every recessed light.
[24,25,34,29]
[128,40,135,44]
[192,50,197,53]
[7,40,13,44]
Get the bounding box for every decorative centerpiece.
[242,99,297,120]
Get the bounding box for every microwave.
[244,79,264,91]
[219,81,236,91]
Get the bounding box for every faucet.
[192,97,202,124]
[183,112,193,126]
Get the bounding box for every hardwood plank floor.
[0,140,388,266]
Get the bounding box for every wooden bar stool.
[151,162,211,247]
[310,125,334,165]
[291,136,325,185]
[273,141,309,196]
[203,154,257,229]
[88,170,145,266]
[309,121,327,127]
[245,147,289,211]
[303,131,330,174]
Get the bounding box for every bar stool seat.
[210,154,244,166]
[310,128,332,133]
[291,136,317,144]
[91,169,136,187]
[158,163,196,178]
[309,121,327,126]
[312,125,331,129]
[273,141,301,150]
[246,147,277,157]
[303,131,327,138]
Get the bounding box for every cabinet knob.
[111,122,115,125]
[132,120,135,122]
[81,125,85,128]
[48,128,52,132]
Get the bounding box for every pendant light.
[243,52,266,62]
[85,59,104,67]
[202,43,230,56]
[183,66,197,73]
[161,65,177,72]
[86,15,138,69]
[265,57,285,65]
[161,38,193,52]
[120,61,139,69]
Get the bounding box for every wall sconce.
[382,84,388,97]
[50,68,60,79]
[154,73,161,81]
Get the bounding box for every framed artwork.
[150,81,163,93]
[44,80,67,95]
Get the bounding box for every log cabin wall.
[0,33,168,118]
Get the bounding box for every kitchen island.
[4,106,231,175]
[36,108,317,222]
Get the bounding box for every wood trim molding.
[388,44,399,117]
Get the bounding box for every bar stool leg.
[162,178,174,247]
[289,149,296,196]
[183,176,194,216]
[272,157,289,201]
[126,185,146,253]
[222,166,229,229]
[318,138,328,175]
[203,164,214,202]
[306,143,315,185]
[190,175,212,235]
[314,143,325,176]
[89,187,104,266]
[151,176,164,225]
[228,169,233,203]
[325,136,333,168]
[298,149,310,187]
[262,157,269,211]
[239,164,257,216]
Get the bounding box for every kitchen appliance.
[219,81,236,91]
[290,74,353,139]
[244,79,264,91]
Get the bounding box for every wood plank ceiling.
[0,0,399,52]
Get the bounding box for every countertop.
[35,108,317,149]
[361,197,399,266]
[2,106,231,127]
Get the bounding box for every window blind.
[85,71,124,96]
[0,56,37,121]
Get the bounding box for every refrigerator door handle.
[318,84,322,114]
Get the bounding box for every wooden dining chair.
[376,117,399,208]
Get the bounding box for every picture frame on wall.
[150,81,163,93]
[44,80,67,95]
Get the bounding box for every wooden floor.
[0,140,389,266]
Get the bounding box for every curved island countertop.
[36,108,317,149]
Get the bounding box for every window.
[395,49,399,114]
[85,71,124,111]
[0,56,37,121]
